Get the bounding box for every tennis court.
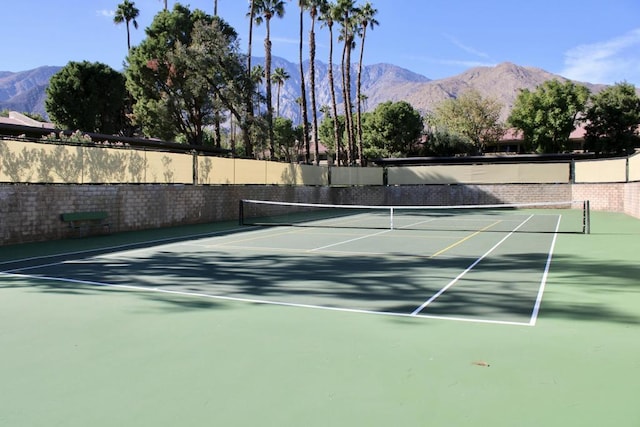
[1,202,639,426]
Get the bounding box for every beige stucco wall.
[575,158,627,183]
[331,167,383,186]
[388,163,569,185]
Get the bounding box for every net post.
[390,207,394,230]
[238,199,244,226]
[584,200,591,234]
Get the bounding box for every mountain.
[251,57,431,123]
[0,66,61,118]
[0,60,616,125]
[402,62,609,120]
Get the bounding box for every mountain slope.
[0,61,618,125]
[0,66,61,118]
[404,62,609,120]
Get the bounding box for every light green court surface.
[1,210,639,426]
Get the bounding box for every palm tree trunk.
[213,112,221,148]
[341,39,354,164]
[126,23,131,51]
[265,20,275,160]
[356,26,367,166]
[309,11,319,165]
[298,6,310,163]
[244,0,255,158]
[327,23,341,166]
[276,83,281,117]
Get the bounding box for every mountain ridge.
[0,60,615,124]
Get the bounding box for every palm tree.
[297,0,310,163]
[306,0,327,165]
[337,0,357,164]
[245,0,257,157]
[113,0,140,52]
[319,1,342,165]
[355,2,378,165]
[272,67,290,117]
[251,64,265,115]
[252,0,287,161]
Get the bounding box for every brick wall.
[0,182,636,246]
[624,182,640,219]
[571,183,626,212]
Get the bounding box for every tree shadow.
[2,237,638,325]
[0,140,178,184]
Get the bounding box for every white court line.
[307,229,392,252]
[0,226,250,268]
[0,271,529,327]
[411,214,535,316]
[1,215,553,328]
[529,215,562,326]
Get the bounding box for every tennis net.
[239,199,591,234]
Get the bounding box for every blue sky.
[2,0,640,85]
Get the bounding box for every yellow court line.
[429,220,502,258]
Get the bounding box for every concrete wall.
[0,183,578,245]
[0,146,638,245]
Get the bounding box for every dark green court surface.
[1,210,638,426]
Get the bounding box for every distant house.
[0,111,229,156]
[487,123,587,154]
[0,111,55,131]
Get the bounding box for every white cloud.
[443,34,489,59]
[270,36,304,46]
[400,54,495,72]
[435,58,496,68]
[561,28,640,85]
[97,9,115,18]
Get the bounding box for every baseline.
[0,270,529,327]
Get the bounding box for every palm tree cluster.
[250,0,379,165]
[113,0,378,164]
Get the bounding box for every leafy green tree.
[190,18,257,150]
[126,6,252,146]
[584,82,640,155]
[318,112,346,163]
[273,116,299,162]
[45,61,127,134]
[361,101,423,159]
[114,0,140,51]
[126,5,211,143]
[423,128,474,157]
[508,80,590,153]
[432,89,504,155]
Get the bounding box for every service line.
[411,215,534,316]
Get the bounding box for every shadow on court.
[2,244,639,325]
